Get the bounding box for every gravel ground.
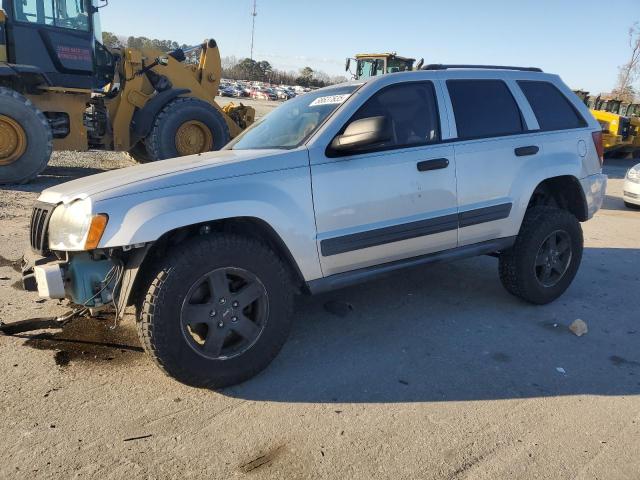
[0,128,639,479]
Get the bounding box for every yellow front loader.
[0,0,254,184]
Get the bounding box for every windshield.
[13,0,91,31]
[229,85,360,150]
[356,59,385,79]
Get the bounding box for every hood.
[38,148,306,205]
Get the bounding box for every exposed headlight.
[48,198,108,251]
[627,165,640,184]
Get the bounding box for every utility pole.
[250,0,257,60]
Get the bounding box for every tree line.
[102,32,347,88]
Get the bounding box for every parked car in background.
[218,86,235,97]
[250,88,277,101]
[624,163,640,209]
[276,88,295,100]
[232,87,249,98]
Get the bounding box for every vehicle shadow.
[222,247,640,403]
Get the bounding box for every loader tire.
[145,97,231,161]
[125,142,152,164]
[0,87,53,184]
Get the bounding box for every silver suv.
[22,65,607,387]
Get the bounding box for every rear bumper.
[580,173,607,219]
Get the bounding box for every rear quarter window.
[446,79,524,139]
[517,80,587,131]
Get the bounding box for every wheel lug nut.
[232,301,239,308]
[219,298,226,305]
[218,321,224,328]
[231,316,238,323]
[209,310,216,317]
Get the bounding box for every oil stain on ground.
[20,317,143,368]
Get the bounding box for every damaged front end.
[20,200,149,325]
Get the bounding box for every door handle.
[417,158,449,172]
[514,145,539,157]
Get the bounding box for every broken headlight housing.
[48,198,108,251]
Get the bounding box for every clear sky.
[99,0,639,93]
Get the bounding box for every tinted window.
[447,80,523,139]
[518,81,587,131]
[344,81,440,152]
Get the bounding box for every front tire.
[624,201,640,210]
[499,207,583,305]
[137,234,294,388]
[145,97,231,161]
[0,87,52,184]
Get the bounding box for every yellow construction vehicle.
[345,53,423,80]
[0,0,254,184]
[574,91,628,155]
[621,103,640,157]
[593,97,635,157]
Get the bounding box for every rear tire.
[145,97,231,161]
[0,87,52,184]
[499,207,583,305]
[137,234,294,388]
[624,201,640,210]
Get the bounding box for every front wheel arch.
[126,216,306,311]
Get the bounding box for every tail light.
[592,131,604,166]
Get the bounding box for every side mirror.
[415,58,424,70]
[345,58,351,72]
[331,116,391,152]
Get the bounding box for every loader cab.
[2,0,113,89]
[348,53,416,80]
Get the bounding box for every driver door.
[308,81,458,276]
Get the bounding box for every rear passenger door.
[445,79,538,246]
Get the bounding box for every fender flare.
[130,88,190,144]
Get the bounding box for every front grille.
[29,202,55,255]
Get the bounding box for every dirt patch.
[0,254,21,273]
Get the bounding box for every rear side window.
[447,80,523,139]
[518,81,587,131]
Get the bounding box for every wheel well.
[527,176,588,221]
[129,217,306,309]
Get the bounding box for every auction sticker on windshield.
[309,94,351,107]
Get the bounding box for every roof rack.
[422,64,543,73]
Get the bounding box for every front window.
[356,59,385,79]
[228,84,360,150]
[13,0,90,31]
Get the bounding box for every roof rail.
[422,64,543,73]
